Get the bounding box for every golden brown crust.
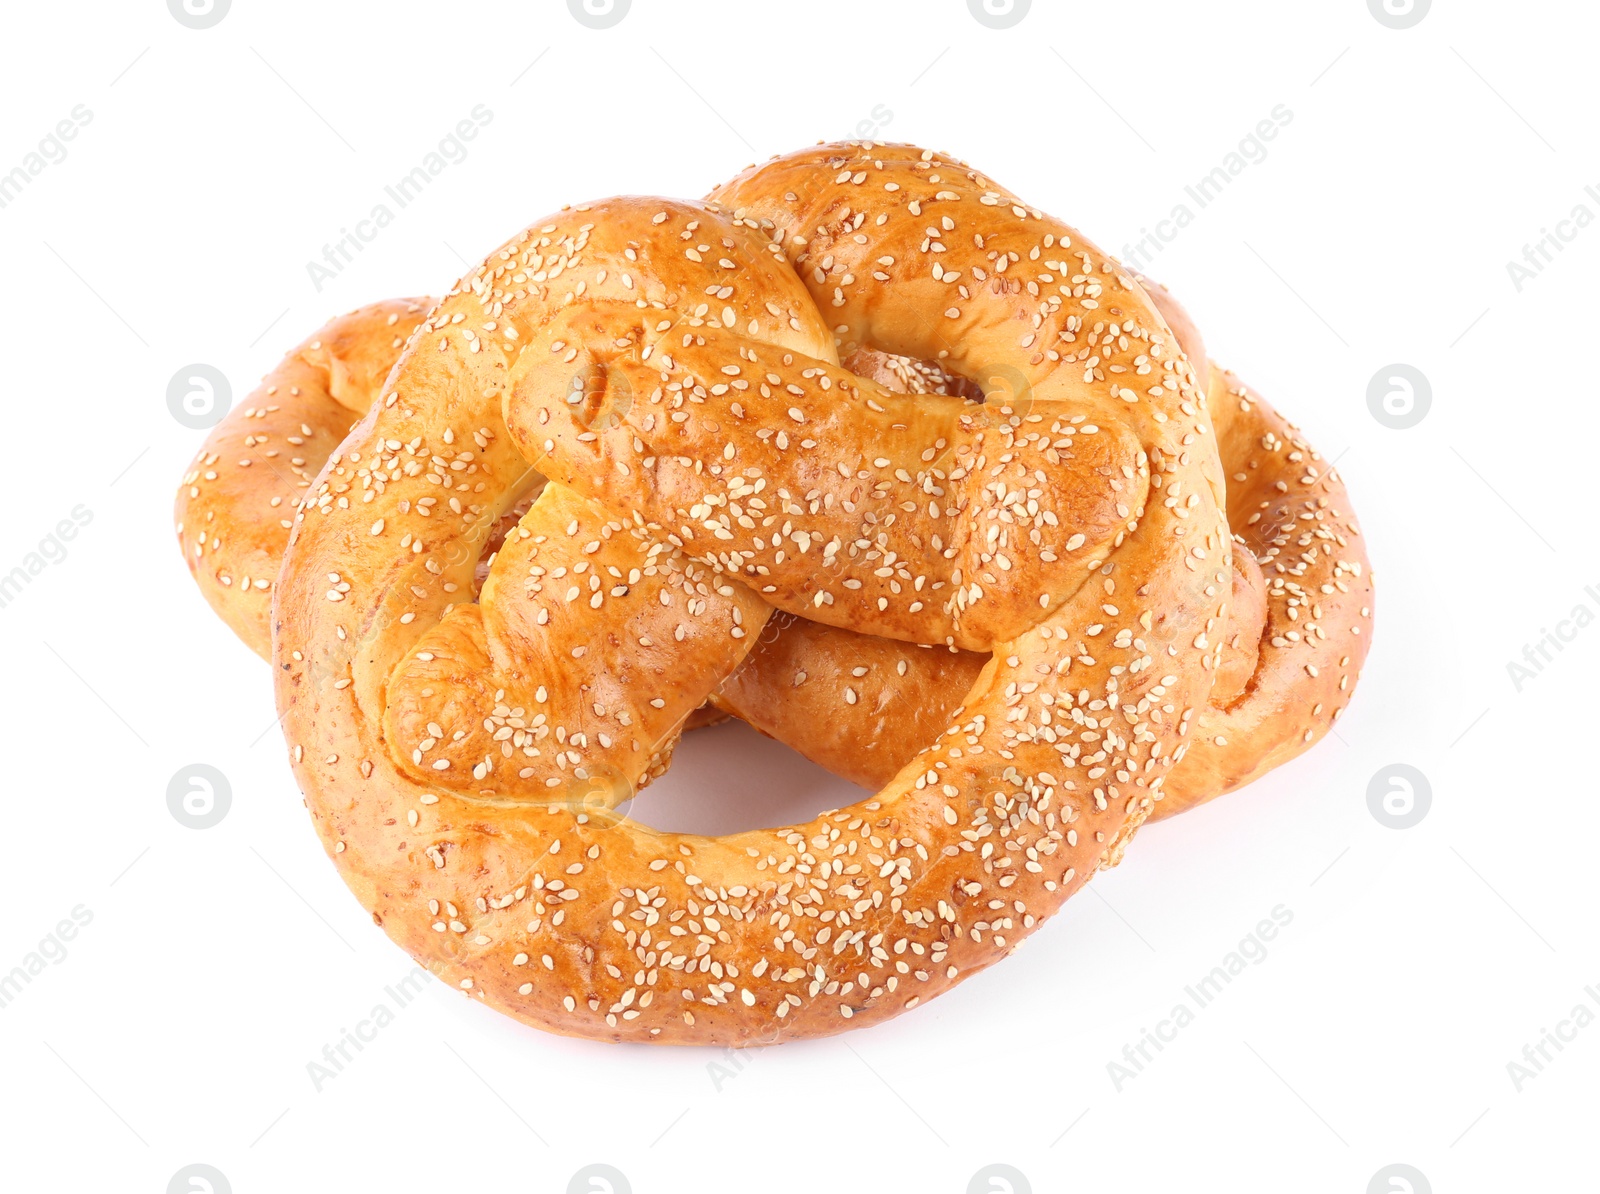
[174,302,736,733]
[269,142,1231,1043]
[178,290,1368,837]
[1209,544,1266,708]
[1171,365,1373,809]
[174,298,433,657]
[381,481,766,801]
[715,613,980,790]
[712,363,1371,820]
[1130,271,1210,395]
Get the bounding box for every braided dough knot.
[273,143,1233,1043]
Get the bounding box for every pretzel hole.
[842,349,1035,433]
[613,718,871,836]
[841,348,983,403]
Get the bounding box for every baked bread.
[175,298,433,656]
[713,348,1372,819]
[172,141,1373,1044]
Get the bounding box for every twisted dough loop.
[175,300,433,656]
[172,296,731,764]
[716,280,1372,818]
[173,294,1369,818]
[175,289,1362,815]
[273,142,1231,1043]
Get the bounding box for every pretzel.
[174,143,1374,1042]
[713,280,1373,819]
[260,141,1243,1044]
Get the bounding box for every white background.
[0,1,1594,1191]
